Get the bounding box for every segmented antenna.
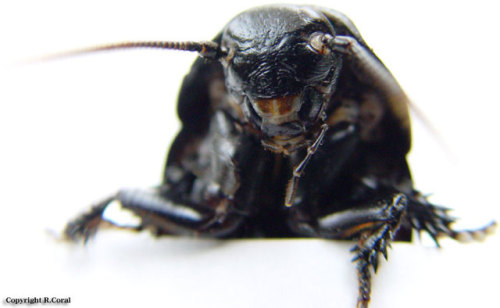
[34,40,223,62]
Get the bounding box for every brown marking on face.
[277,96,294,114]
[255,96,297,116]
[256,98,275,115]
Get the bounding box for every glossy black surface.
[63,5,495,308]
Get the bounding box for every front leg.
[288,192,495,308]
[290,193,406,308]
[64,111,256,242]
[64,185,244,242]
[348,195,406,308]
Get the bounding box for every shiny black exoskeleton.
[62,5,495,308]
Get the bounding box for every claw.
[424,226,441,247]
[424,221,437,237]
[371,252,379,273]
[380,238,388,260]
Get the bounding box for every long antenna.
[31,40,223,63]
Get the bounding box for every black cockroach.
[59,5,495,308]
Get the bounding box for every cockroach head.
[216,5,343,140]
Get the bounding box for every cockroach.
[59,5,495,308]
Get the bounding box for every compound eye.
[308,32,332,55]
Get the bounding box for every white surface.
[1,1,499,308]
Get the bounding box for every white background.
[0,1,499,308]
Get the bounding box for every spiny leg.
[347,195,406,308]
[314,194,495,308]
[406,195,497,245]
[64,196,122,243]
[64,111,258,243]
[64,186,245,243]
[288,193,407,308]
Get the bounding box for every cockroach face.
[220,6,342,142]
